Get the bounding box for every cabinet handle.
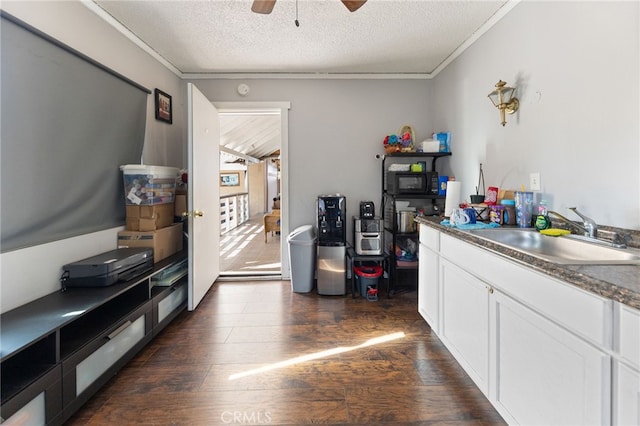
[107,320,132,340]
[488,287,494,294]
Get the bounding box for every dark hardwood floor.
[67,281,505,425]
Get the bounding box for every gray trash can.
[287,225,317,293]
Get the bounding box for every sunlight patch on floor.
[241,262,282,270]
[228,332,406,380]
[220,217,280,274]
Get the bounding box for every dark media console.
[0,252,188,425]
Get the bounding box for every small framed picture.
[154,88,172,124]
[220,173,240,187]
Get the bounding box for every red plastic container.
[354,265,382,298]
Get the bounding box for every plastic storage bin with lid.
[354,264,382,300]
[287,225,317,293]
[120,165,179,205]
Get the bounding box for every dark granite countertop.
[416,216,640,310]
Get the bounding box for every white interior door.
[187,83,220,310]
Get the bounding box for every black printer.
[61,247,154,290]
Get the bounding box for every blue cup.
[514,191,534,228]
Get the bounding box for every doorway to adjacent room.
[219,216,281,276]
[215,103,289,279]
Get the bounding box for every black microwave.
[387,171,439,195]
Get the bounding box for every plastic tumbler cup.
[514,191,534,228]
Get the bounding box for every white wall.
[0,1,184,312]
[186,78,435,239]
[432,0,640,229]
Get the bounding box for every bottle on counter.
[535,200,551,231]
[500,199,516,225]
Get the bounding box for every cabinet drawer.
[62,300,152,417]
[154,280,187,332]
[3,391,46,425]
[76,314,146,396]
[440,234,611,347]
[0,365,61,425]
[616,302,640,370]
[419,224,439,251]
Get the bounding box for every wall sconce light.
[488,80,519,126]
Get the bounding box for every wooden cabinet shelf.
[0,251,188,425]
[1,338,57,402]
[59,283,149,359]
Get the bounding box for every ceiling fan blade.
[341,0,367,12]
[252,0,276,14]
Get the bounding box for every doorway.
[214,102,291,279]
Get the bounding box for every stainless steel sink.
[464,228,640,265]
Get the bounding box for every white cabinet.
[226,196,237,230]
[418,224,439,332]
[220,194,249,234]
[237,193,249,224]
[220,197,230,234]
[616,302,640,370]
[614,360,640,425]
[492,290,610,425]
[418,224,619,425]
[439,258,490,394]
[613,302,640,425]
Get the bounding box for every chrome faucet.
[549,209,630,248]
[547,210,588,236]
[568,207,598,238]
[547,208,598,238]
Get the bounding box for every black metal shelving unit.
[381,152,452,295]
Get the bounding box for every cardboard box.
[498,189,515,203]
[126,203,175,231]
[174,194,187,218]
[118,223,183,263]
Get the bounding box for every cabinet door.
[492,291,611,425]
[614,360,640,426]
[439,258,490,394]
[617,303,640,371]
[418,242,439,332]
[614,302,640,425]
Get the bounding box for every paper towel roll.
[444,181,462,217]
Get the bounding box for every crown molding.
[85,0,521,81]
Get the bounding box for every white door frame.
[214,101,291,280]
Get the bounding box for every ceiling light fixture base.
[237,83,250,96]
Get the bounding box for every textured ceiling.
[89,0,512,161]
[92,0,510,75]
